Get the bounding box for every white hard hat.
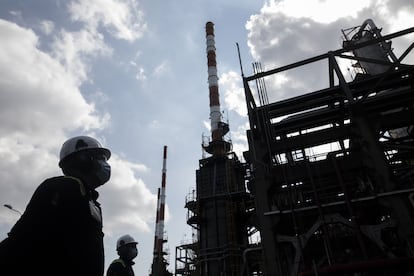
[59,136,111,165]
[117,234,138,250]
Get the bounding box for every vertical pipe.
[157,145,168,254]
[206,21,222,142]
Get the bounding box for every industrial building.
[175,19,414,275]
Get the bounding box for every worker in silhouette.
[0,135,111,276]
[107,234,138,276]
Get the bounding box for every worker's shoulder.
[39,176,83,192]
[110,258,126,266]
[107,259,127,275]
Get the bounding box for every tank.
[342,19,396,75]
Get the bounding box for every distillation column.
[193,22,249,276]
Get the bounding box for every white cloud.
[246,1,404,102]
[153,60,170,77]
[39,20,54,35]
[0,20,107,138]
[68,0,147,42]
[230,122,249,159]
[220,71,247,117]
[88,89,110,105]
[9,10,21,17]
[100,155,155,234]
[51,28,112,84]
[135,67,147,81]
[245,0,414,103]
[262,0,372,24]
[390,10,414,31]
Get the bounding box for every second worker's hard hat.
[116,234,138,250]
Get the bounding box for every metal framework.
[243,24,414,275]
[175,241,198,276]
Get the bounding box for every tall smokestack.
[153,146,167,255]
[153,187,161,252]
[206,21,222,142]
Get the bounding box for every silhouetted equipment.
[150,146,173,276]
[175,19,414,275]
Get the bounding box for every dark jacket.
[107,258,135,276]
[0,176,104,276]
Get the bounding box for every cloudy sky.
[0,0,413,275]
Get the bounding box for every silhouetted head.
[116,234,138,261]
[59,136,111,189]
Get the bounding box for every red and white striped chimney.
[153,146,168,255]
[206,21,222,142]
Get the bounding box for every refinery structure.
[240,19,414,275]
[175,21,252,276]
[169,19,414,276]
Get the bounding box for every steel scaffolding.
[243,23,414,275]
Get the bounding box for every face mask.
[119,246,138,261]
[125,247,138,260]
[94,159,111,186]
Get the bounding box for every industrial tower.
[175,22,252,276]
[150,146,173,276]
[242,19,414,275]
